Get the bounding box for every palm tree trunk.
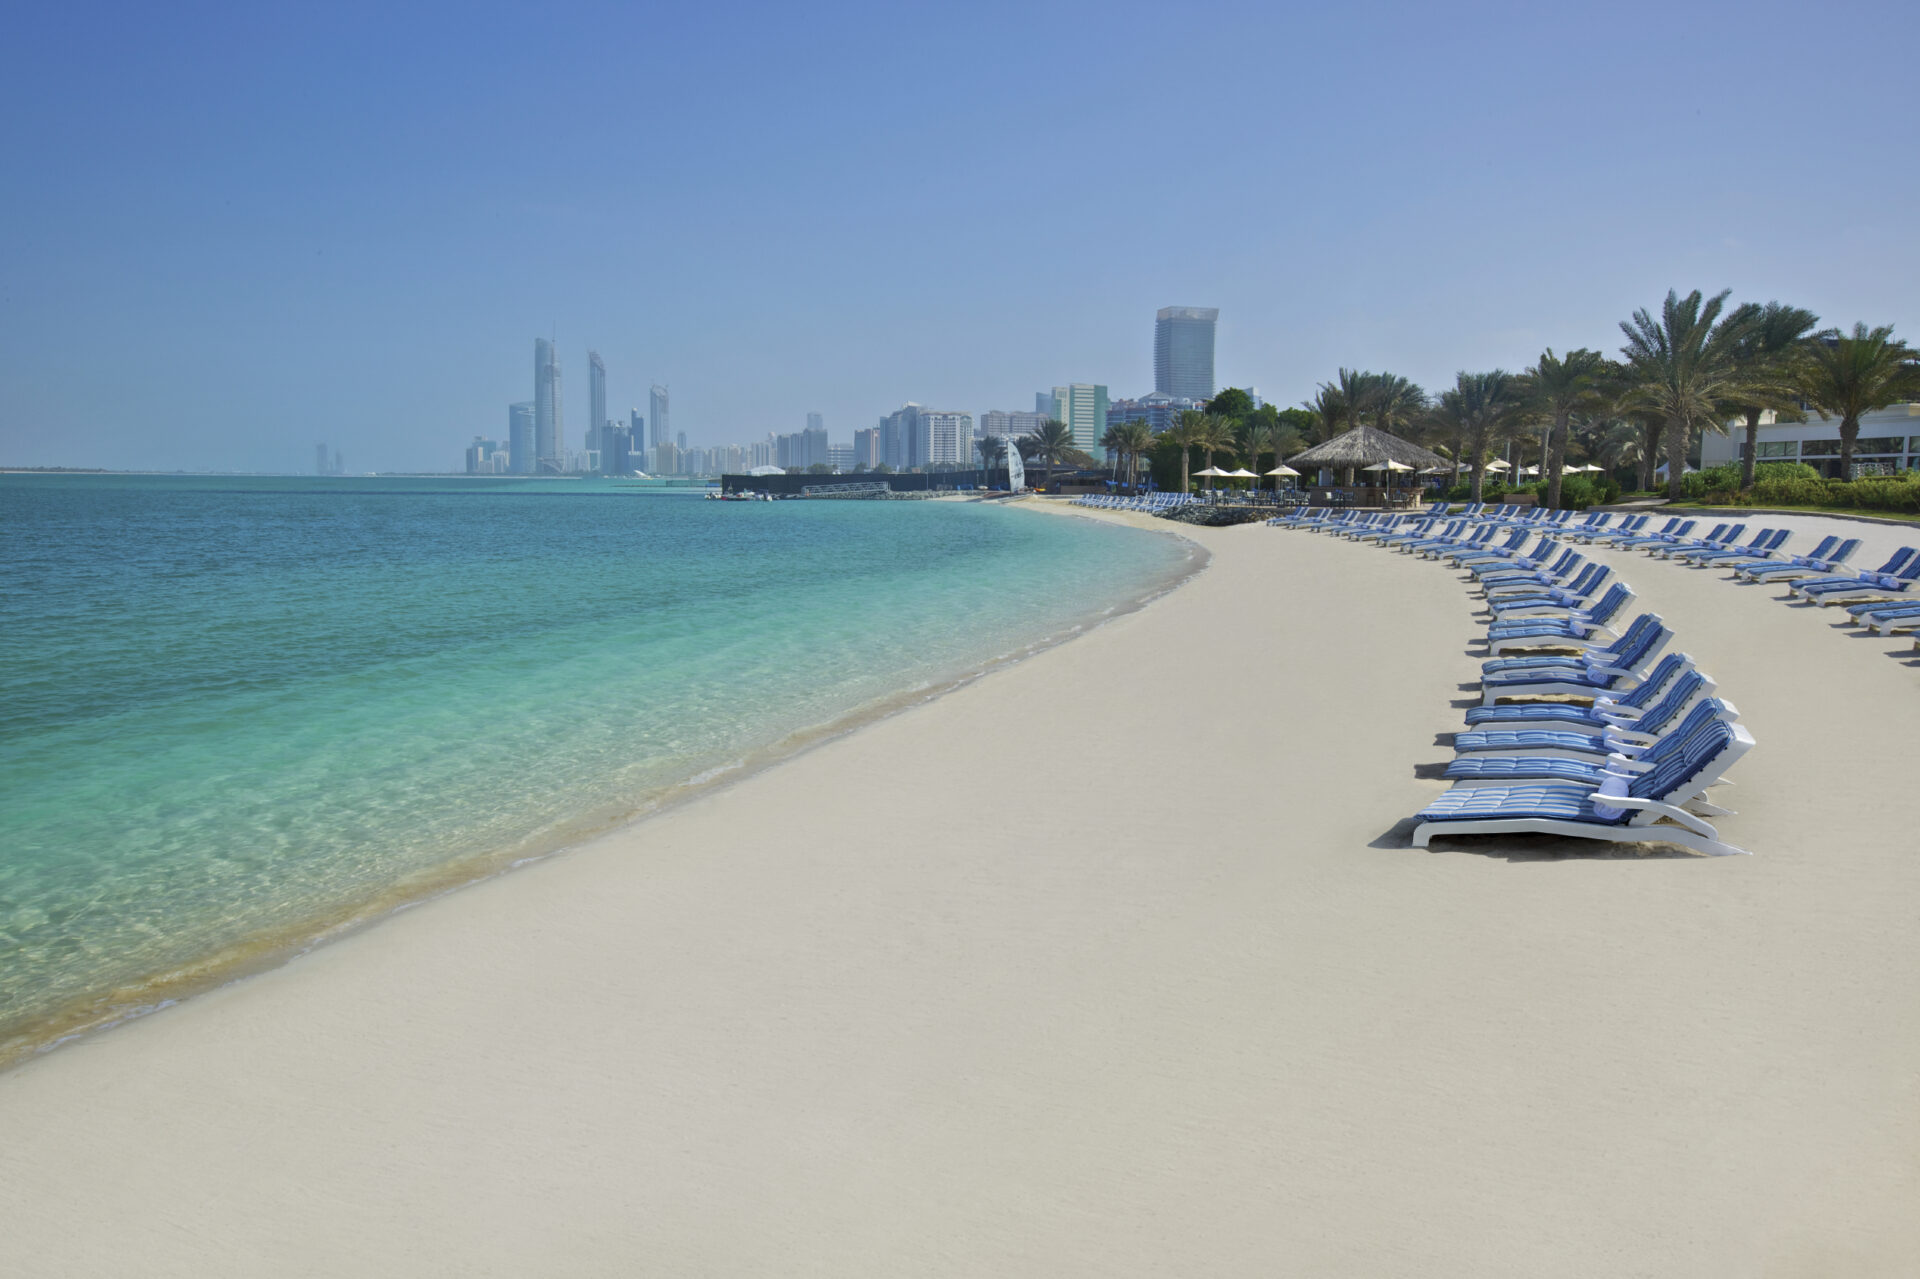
[1545,410,1569,510]
[1839,414,1860,478]
[1181,449,1190,494]
[1638,418,1660,491]
[1740,410,1762,489]
[1666,417,1689,500]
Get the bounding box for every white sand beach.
[2,503,1916,1276]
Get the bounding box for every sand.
[1,502,1916,1276]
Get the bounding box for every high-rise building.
[648,385,670,451]
[597,419,632,474]
[535,338,564,471]
[315,443,330,476]
[1107,393,1199,435]
[806,411,823,435]
[1036,391,1055,415]
[827,443,853,472]
[918,410,973,467]
[853,427,881,469]
[676,431,687,451]
[466,436,507,473]
[1154,306,1218,401]
[1051,384,1110,459]
[333,449,344,476]
[587,351,606,460]
[509,402,537,474]
[982,409,1050,438]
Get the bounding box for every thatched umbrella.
[1286,425,1450,482]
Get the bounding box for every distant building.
[587,351,606,462]
[806,411,823,435]
[853,427,882,469]
[981,409,1050,438]
[876,404,972,469]
[649,385,670,451]
[315,443,330,476]
[332,449,344,476]
[1050,384,1109,458]
[535,338,564,472]
[1700,403,1920,479]
[652,441,681,474]
[827,443,853,472]
[466,436,508,473]
[597,420,633,474]
[1155,306,1218,402]
[629,409,645,453]
[676,431,687,451]
[918,410,973,467]
[1108,392,1200,435]
[1035,391,1055,415]
[509,402,537,474]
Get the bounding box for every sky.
[3,0,1916,472]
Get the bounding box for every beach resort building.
[1108,392,1200,434]
[1699,402,1920,478]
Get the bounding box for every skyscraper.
[587,350,606,461]
[315,443,329,476]
[508,402,537,474]
[649,385,670,451]
[1154,306,1218,401]
[1050,384,1110,458]
[806,411,823,435]
[535,338,564,471]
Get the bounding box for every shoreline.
[0,499,1205,1073]
[2,509,1914,1274]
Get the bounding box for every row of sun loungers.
[1068,492,1200,513]
[1591,516,1920,643]
[1267,503,1756,856]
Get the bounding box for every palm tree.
[1435,370,1526,501]
[1797,323,1920,478]
[1160,416,1203,494]
[1101,420,1154,493]
[1617,289,1744,500]
[1192,414,1238,489]
[1023,418,1078,485]
[1720,301,1820,489]
[1356,371,1429,434]
[1526,347,1607,509]
[1232,418,1274,491]
[1301,385,1349,444]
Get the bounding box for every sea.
[0,474,1195,1064]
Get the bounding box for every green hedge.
[1717,470,1920,514]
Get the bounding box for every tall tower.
[508,402,537,474]
[588,351,607,465]
[534,338,563,469]
[1154,306,1218,402]
[648,384,670,451]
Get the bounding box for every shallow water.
[0,476,1193,1061]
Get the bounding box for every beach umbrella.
[1485,458,1512,472]
[1194,464,1228,496]
[1265,465,1301,477]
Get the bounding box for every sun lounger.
[1478,615,1669,703]
[1651,524,1746,559]
[1485,583,1637,653]
[1411,715,1756,856]
[1789,549,1919,603]
[1738,538,1862,583]
[1442,699,1743,818]
[1482,564,1614,619]
[1588,515,1667,546]
[1463,657,1708,733]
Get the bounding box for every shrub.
[1754,461,1822,483]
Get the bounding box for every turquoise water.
[0,475,1191,1060]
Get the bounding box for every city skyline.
[4,2,1916,472]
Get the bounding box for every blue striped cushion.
[1460,703,1606,728]
[1444,757,1610,784]
[1453,728,1608,752]
[1485,666,1609,687]
[1482,654,1589,675]
[1418,785,1628,825]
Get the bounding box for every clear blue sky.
[4,0,1915,472]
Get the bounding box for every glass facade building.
[1154,306,1218,402]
